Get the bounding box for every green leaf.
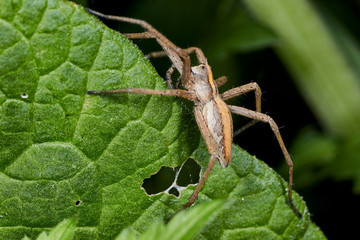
[138,220,164,240]
[0,0,325,239]
[36,233,49,240]
[117,200,223,240]
[163,200,223,240]
[47,218,76,240]
[114,228,138,240]
[23,218,76,240]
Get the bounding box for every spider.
[86,9,301,217]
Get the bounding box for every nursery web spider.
[87,9,302,218]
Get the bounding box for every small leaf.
[114,228,138,240]
[163,200,224,240]
[27,219,76,240]
[119,201,224,240]
[47,218,76,240]
[36,232,49,240]
[138,220,164,240]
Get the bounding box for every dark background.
[77,0,360,238]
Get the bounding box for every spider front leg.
[144,51,178,89]
[182,47,227,86]
[86,9,155,39]
[146,50,168,59]
[145,47,225,89]
[146,47,208,89]
[87,8,192,86]
[87,88,195,101]
[227,105,302,218]
[183,47,207,64]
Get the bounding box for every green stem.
[243,0,360,137]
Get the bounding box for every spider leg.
[166,65,179,89]
[146,50,168,59]
[183,47,207,64]
[214,76,228,87]
[227,105,302,218]
[143,49,178,89]
[86,8,191,86]
[178,155,217,212]
[221,83,262,135]
[87,88,195,101]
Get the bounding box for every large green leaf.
[0,0,325,239]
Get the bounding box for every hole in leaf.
[168,187,180,197]
[142,158,201,197]
[176,158,201,187]
[142,166,176,195]
[75,200,82,206]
